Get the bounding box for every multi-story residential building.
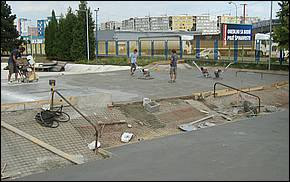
[107,21,121,30]
[169,15,196,31]
[121,18,135,30]
[217,15,260,25]
[134,17,150,31]
[196,15,219,34]
[244,16,260,24]
[100,23,106,30]
[17,18,29,36]
[28,26,38,36]
[218,15,242,24]
[150,16,170,31]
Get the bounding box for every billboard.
[222,23,252,46]
[37,19,48,37]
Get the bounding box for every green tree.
[45,10,58,59]
[71,1,95,61]
[273,1,289,50]
[63,8,77,60]
[1,1,23,54]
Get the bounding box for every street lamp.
[268,1,273,70]
[77,9,89,62]
[94,8,99,59]
[228,1,238,24]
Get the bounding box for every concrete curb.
[1,93,112,112]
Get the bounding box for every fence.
[3,39,287,64]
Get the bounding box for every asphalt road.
[1,65,288,104]
[17,107,289,181]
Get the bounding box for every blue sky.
[7,1,280,26]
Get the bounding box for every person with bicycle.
[8,46,25,83]
[129,49,138,75]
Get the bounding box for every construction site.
[1,57,289,180]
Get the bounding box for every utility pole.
[269,1,273,70]
[86,10,89,62]
[229,1,238,24]
[240,3,247,24]
[94,8,99,59]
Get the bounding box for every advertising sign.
[223,23,252,46]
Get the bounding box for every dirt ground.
[70,82,288,149]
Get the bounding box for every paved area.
[1,64,289,104]
[17,107,289,181]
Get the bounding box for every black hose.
[35,109,70,128]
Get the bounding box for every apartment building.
[218,15,260,25]
[169,15,196,31]
[150,16,170,31]
[121,18,135,30]
[196,15,219,34]
[100,21,122,30]
[134,17,150,31]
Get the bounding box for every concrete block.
[144,101,160,113]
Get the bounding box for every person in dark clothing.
[169,49,178,83]
[8,47,25,82]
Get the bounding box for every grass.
[75,56,168,66]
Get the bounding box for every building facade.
[169,15,196,31]
[134,17,150,31]
[121,18,135,30]
[217,15,260,25]
[196,15,219,34]
[150,16,170,31]
[17,18,29,36]
[101,21,122,30]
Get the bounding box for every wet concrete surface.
[1,66,288,104]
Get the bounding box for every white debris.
[88,140,101,150]
[204,121,216,127]
[143,98,151,106]
[121,132,134,143]
[127,124,132,128]
[264,105,278,112]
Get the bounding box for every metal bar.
[54,90,99,152]
[165,40,168,60]
[151,40,154,57]
[138,40,141,57]
[115,40,118,56]
[127,41,130,58]
[179,38,183,58]
[105,40,108,56]
[213,82,261,113]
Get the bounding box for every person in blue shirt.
[129,49,138,75]
[8,47,25,82]
[169,49,178,83]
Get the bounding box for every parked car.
[197,48,221,60]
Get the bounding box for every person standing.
[129,49,138,75]
[8,47,25,83]
[169,49,178,83]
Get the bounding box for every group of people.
[129,48,178,83]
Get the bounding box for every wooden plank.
[1,121,84,165]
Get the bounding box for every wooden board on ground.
[1,121,84,165]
